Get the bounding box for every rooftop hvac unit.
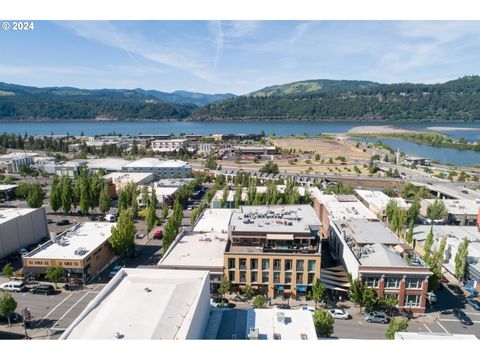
[276,312,286,323]
[248,327,259,340]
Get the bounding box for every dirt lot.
[272,137,371,161]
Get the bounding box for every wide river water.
[0,120,479,166]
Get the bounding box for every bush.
[252,295,266,308]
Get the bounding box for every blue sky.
[1,20,480,94]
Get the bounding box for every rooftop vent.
[144,287,152,293]
[276,312,286,323]
[114,332,124,339]
[248,327,259,340]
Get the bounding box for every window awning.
[266,234,294,241]
[296,285,308,292]
[276,285,285,291]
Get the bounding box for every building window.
[250,259,258,270]
[239,271,246,283]
[229,271,235,282]
[262,259,270,270]
[384,293,399,300]
[273,272,281,284]
[262,271,269,284]
[273,259,281,271]
[296,260,304,272]
[285,259,292,271]
[406,278,422,289]
[364,277,380,288]
[251,271,258,283]
[285,272,292,284]
[307,260,316,272]
[239,258,247,270]
[296,272,304,284]
[307,273,315,284]
[384,277,401,289]
[228,258,236,269]
[405,294,421,307]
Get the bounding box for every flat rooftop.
[88,159,131,171]
[158,231,228,270]
[104,172,153,184]
[421,199,480,215]
[246,309,317,340]
[193,209,234,233]
[0,208,40,224]
[25,222,114,260]
[310,188,377,221]
[123,158,189,168]
[355,189,410,210]
[61,268,209,340]
[412,181,480,201]
[334,219,400,246]
[229,205,321,235]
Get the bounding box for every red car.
[153,230,163,239]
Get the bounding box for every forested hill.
[0,82,233,120]
[192,76,480,121]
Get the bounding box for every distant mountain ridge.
[193,76,480,122]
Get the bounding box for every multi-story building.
[0,208,49,259]
[23,222,116,281]
[225,205,322,299]
[420,199,479,226]
[55,159,88,177]
[329,218,432,313]
[0,152,37,173]
[355,189,410,221]
[151,139,189,153]
[103,172,154,197]
[121,158,192,178]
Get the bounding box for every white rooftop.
[311,188,377,221]
[124,158,189,168]
[0,208,41,224]
[230,205,321,234]
[104,172,153,185]
[246,309,317,340]
[61,268,209,340]
[193,209,234,233]
[25,222,114,260]
[355,189,410,211]
[88,158,131,171]
[421,199,480,215]
[0,152,37,160]
[158,231,228,271]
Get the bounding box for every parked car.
[109,265,123,277]
[276,303,291,310]
[383,308,414,320]
[46,218,54,224]
[447,284,465,297]
[302,306,316,312]
[0,280,26,292]
[453,308,473,326]
[56,219,70,226]
[426,291,437,304]
[17,248,28,257]
[364,311,389,324]
[29,284,55,295]
[466,297,480,311]
[153,230,163,239]
[105,214,116,222]
[329,308,351,320]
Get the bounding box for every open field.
[271,137,371,161]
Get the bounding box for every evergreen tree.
[405,219,414,244]
[61,176,73,213]
[427,199,447,220]
[455,238,469,280]
[145,202,157,237]
[313,308,334,338]
[26,183,45,208]
[424,227,434,259]
[99,182,111,214]
[49,176,62,212]
[141,185,149,206]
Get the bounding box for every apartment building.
[0,152,37,173]
[329,219,432,313]
[355,189,410,221]
[225,205,321,299]
[151,139,189,153]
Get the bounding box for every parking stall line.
[423,324,433,333]
[40,293,74,324]
[436,321,450,333]
[51,291,92,328]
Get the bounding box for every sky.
[1,20,480,95]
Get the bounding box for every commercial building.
[225,205,322,299]
[23,222,116,281]
[61,268,211,340]
[329,219,432,313]
[103,172,154,197]
[0,208,49,259]
[413,225,480,286]
[420,199,479,226]
[87,158,132,174]
[310,188,377,238]
[246,309,317,340]
[403,156,431,167]
[0,152,37,173]
[158,209,233,289]
[355,189,410,221]
[232,145,276,155]
[151,139,189,153]
[121,158,192,178]
[55,160,88,177]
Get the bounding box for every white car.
[329,308,351,320]
[0,281,26,293]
